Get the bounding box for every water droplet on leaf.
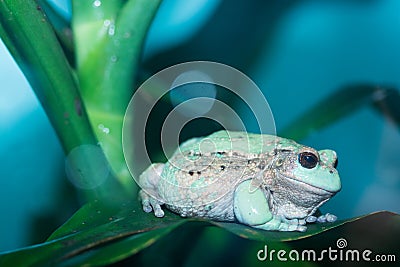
[93,0,101,7]
[110,55,118,63]
[108,23,115,36]
[98,124,110,134]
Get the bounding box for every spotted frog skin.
[138,131,341,232]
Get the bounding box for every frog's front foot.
[306,213,337,223]
[139,190,165,218]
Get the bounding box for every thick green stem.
[0,0,95,153]
[0,0,125,200]
[72,0,162,189]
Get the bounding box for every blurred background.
[1,0,399,252]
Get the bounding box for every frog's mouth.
[277,172,338,196]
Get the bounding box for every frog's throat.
[276,171,338,195]
[271,172,336,219]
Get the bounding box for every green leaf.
[57,228,175,267]
[372,86,400,126]
[1,191,398,266]
[213,213,362,243]
[72,0,162,189]
[0,197,186,266]
[0,0,97,153]
[280,85,400,140]
[0,0,127,200]
[37,0,74,61]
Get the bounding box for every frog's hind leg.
[233,180,307,232]
[254,216,307,232]
[138,163,165,218]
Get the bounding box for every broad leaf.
[0,197,185,266]
[281,85,400,140]
[1,194,398,266]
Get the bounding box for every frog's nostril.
[333,158,338,169]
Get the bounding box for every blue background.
[0,0,399,251]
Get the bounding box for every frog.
[138,130,341,232]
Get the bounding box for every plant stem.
[72,0,162,189]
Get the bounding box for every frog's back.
[156,131,296,220]
[177,130,280,156]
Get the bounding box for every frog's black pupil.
[298,152,318,169]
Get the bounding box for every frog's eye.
[333,158,338,169]
[298,152,318,169]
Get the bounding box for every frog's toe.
[142,199,165,217]
[153,205,165,217]
[139,190,153,213]
[316,213,337,223]
[317,214,327,223]
[296,225,307,232]
[306,215,317,223]
[142,200,153,213]
[298,218,307,225]
[139,190,165,217]
[325,213,337,222]
[148,198,165,217]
